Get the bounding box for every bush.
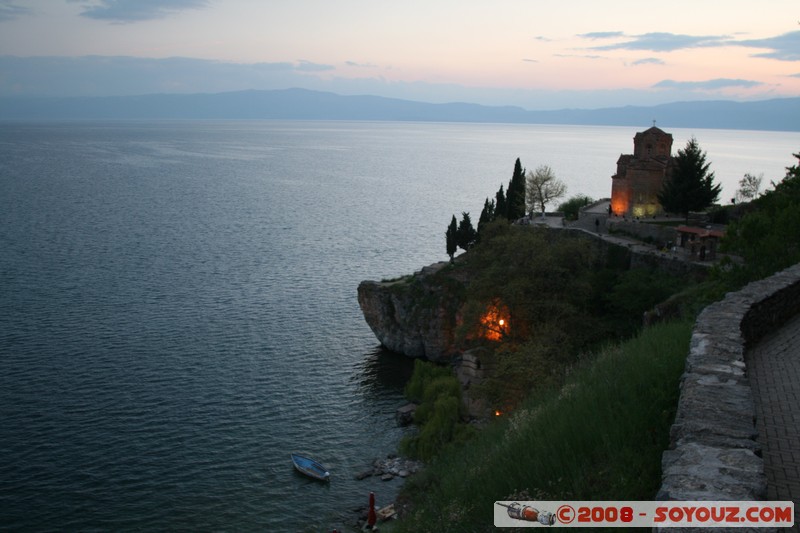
[475,325,572,412]
[396,321,693,532]
[558,194,595,221]
[404,359,453,403]
[720,150,800,285]
[400,360,474,460]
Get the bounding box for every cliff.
[358,227,711,362]
[357,261,465,362]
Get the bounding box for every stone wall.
[656,262,800,530]
[560,228,709,278]
[608,219,678,246]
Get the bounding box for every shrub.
[400,360,474,460]
[396,321,693,532]
[721,152,800,285]
[558,194,595,221]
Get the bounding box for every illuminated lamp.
[480,300,510,341]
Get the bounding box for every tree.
[505,158,527,221]
[735,172,763,203]
[722,151,800,283]
[456,212,477,251]
[657,137,721,220]
[494,184,507,221]
[526,164,567,218]
[558,194,594,221]
[445,215,458,262]
[477,197,495,237]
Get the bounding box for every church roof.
[637,126,671,137]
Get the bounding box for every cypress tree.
[445,214,458,262]
[506,158,526,221]
[494,184,507,220]
[477,197,495,237]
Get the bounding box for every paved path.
[746,313,800,531]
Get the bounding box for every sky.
[1,0,799,109]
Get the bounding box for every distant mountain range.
[1,88,798,131]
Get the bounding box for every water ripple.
[5,121,793,530]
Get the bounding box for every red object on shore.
[367,492,377,527]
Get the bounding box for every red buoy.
[367,492,377,527]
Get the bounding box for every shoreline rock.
[354,454,423,482]
[395,403,417,426]
[357,261,466,362]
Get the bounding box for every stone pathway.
[746,313,800,531]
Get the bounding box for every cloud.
[345,61,378,69]
[578,31,625,40]
[251,61,296,72]
[70,0,209,22]
[554,53,607,60]
[295,60,335,72]
[0,56,338,97]
[653,78,763,90]
[580,30,800,60]
[0,1,33,22]
[632,57,665,66]
[586,32,727,52]
[735,31,800,61]
[522,58,538,63]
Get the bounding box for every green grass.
[394,320,693,532]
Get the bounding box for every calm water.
[1,121,798,531]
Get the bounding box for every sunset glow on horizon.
[0,0,798,108]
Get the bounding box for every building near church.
[610,126,674,217]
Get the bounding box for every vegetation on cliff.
[719,150,800,285]
[384,147,800,532]
[393,220,690,467]
[455,221,686,410]
[395,321,692,532]
[399,360,476,461]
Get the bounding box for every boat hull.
[290,453,330,481]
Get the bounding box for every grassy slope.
[394,320,693,532]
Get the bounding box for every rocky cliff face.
[357,261,464,362]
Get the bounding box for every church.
[610,126,674,217]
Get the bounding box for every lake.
[1,120,798,531]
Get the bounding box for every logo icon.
[496,502,556,525]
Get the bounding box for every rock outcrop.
[454,348,491,418]
[357,261,464,362]
[358,229,710,363]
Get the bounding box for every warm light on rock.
[480,300,510,341]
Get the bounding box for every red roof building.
[676,225,726,261]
